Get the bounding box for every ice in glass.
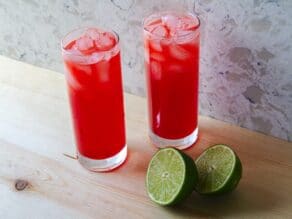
[143,12,200,149]
[61,27,127,171]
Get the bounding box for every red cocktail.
[62,27,127,171]
[143,12,200,149]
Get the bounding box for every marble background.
[0,0,291,141]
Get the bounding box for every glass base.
[149,128,198,150]
[77,145,127,172]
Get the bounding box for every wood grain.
[0,55,291,219]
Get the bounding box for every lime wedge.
[195,144,242,195]
[146,148,198,206]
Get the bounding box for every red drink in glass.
[61,27,127,171]
[143,12,200,149]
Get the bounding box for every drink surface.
[144,12,200,139]
[63,28,125,159]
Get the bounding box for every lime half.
[146,148,198,206]
[195,144,242,195]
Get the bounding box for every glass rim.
[61,26,120,57]
[142,10,200,39]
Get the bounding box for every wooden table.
[0,55,291,219]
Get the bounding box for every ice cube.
[169,44,191,60]
[150,61,162,80]
[149,39,163,52]
[162,14,179,30]
[178,15,200,31]
[151,25,168,38]
[177,30,194,37]
[160,38,172,46]
[97,62,110,83]
[110,44,120,57]
[103,52,112,61]
[62,47,82,62]
[88,52,104,64]
[95,32,115,51]
[174,30,198,44]
[75,65,92,75]
[85,28,101,40]
[150,52,165,62]
[146,18,162,32]
[167,64,183,73]
[65,71,83,90]
[76,36,95,52]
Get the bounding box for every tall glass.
[143,11,200,149]
[61,27,127,171]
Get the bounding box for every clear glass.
[143,11,200,149]
[61,27,127,171]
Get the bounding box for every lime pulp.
[146,148,198,205]
[195,144,242,195]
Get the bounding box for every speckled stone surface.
[0,0,291,141]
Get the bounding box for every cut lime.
[146,148,198,206]
[195,144,242,195]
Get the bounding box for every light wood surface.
[0,55,291,219]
